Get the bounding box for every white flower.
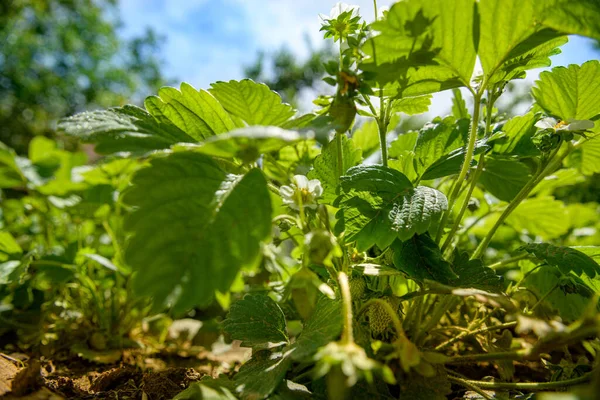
[279,175,323,210]
[319,2,360,22]
[535,117,594,132]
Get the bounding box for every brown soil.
[0,344,250,400]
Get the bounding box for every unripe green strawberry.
[368,296,400,336]
[349,277,366,300]
[329,95,356,133]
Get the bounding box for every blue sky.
[118,0,599,114]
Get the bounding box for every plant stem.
[417,296,458,345]
[435,92,482,243]
[451,372,592,391]
[436,321,517,351]
[338,272,354,344]
[447,376,494,399]
[472,143,571,259]
[335,132,344,180]
[441,157,485,255]
[441,91,495,252]
[487,253,530,270]
[370,0,389,167]
[529,282,559,312]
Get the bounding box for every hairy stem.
[452,372,592,391]
[487,253,530,270]
[335,132,344,180]
[447,376,494,399]
[441,91,495,252]
[371,0,388,167]
[338,272,354,344]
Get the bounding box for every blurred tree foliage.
[244,40,334,106]
[0,0,167,154]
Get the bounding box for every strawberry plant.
[2,0,600,398]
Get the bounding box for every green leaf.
[479,157,531,201]
[0,232,22,261]
[291,296,343,361]
[451,89,469,120]
[352,120,381,157]
[234,349,293,400]
[0,143,25,188]
[308,134,362,204]
[144,83,237,140]
[174,378,237,400]
[389,132,419,156]
[413,117,468,177]
[571,247,600,262]
[531,168,584,195]
[174,126,304,162]
[493,112,541,157]
[209,79,296,126]
[340,165,413,193]
[122,153,272,311]
[421,139,489,181]
[450,251,504,291]
[392,95,432,115]
[391,234,457,284]
[58,105,196,154]
[520,243,600,278]
[478,0,568,81]
[524,266,597,322]
[338,166,447,251]
[506,196,569,239]
[0,261,22,285]
[532,61,600,121]
[539,0,600,41]
[222,293,289,349]
[389,132,419,182]
[580,136,600,176]
[362,0,476,94]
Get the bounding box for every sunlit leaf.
[479,157,531,201]
[506,196,569,239]
[122,153,272,311]
[210,79,296,126]
[532,60,600,121]
[145,83,236,140]
[308,134,362,204]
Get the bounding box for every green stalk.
[447,376,494,399]
[416,295,457,345]
[472,143,571,259]
[450,373,592,391]
[435,93,482,243]
[441,93,494,253]
[529,282,559,312]
[335,132,344,179]
[487,253,530,270]
[436,321,516,351]
[371,0,388,167]
[338,272,354,344]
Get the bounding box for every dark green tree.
[0,0,167,154]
